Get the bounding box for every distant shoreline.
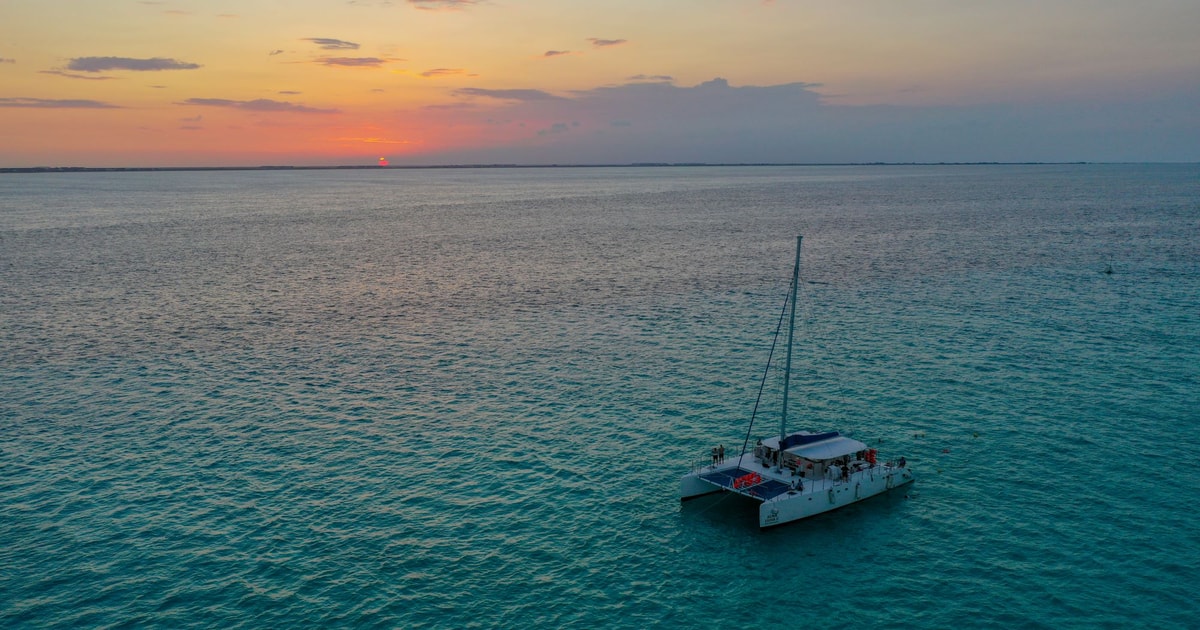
[0,161,1105,175]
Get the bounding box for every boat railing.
[778,461,900,492]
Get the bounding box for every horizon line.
[6,160,1182,175]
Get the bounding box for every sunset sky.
[2,0,1198,167]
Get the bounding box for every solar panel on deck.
[698,468,794,501]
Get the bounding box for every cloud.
[39,70,117,80]
[67,56,201,72]
[537,122,574,136]
[408,0,483,10]
[0,57,15,64]
[179,98,339,114]
[543,50,572,58]
[337,136,412,144]
[0,97,120,108]
[278,90,302,95]
[304,38,360,50]
[454,88,563,102]
[317,57,389,68]
[420,76,1200,165]
[269,49,285,56]
[628,74,673,83]
[588,38,627,48]
[420,68,470,77]
[696,77,732,89]
[423,78,835,164]
[423,101,477,111]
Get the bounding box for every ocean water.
[1,164,1197,628]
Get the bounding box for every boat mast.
[779,235,802,457]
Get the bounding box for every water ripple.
[2,165,1198,628]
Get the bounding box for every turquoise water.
[2,165,1198,628]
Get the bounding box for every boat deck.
[698,467,794,502]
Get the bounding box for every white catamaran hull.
[681,452,914,529]
[758,466,913,528]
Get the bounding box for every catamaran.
[680,236,914,529]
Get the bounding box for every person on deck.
[718,444,725,463]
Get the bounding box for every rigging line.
[739,284,793,458]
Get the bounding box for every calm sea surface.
[2,165,1198,628]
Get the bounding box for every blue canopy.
[786,435,869,461]
[779,431,841,450]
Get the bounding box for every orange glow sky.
[1,0,1198,167]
